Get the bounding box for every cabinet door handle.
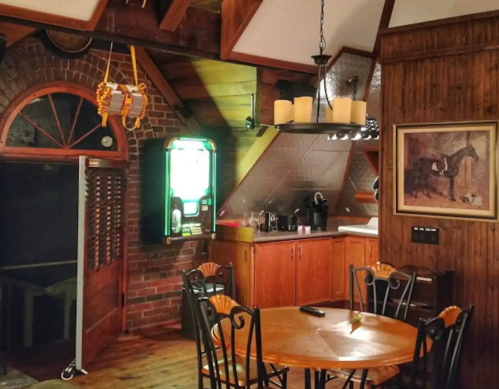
[299,246,303,259]
[291,247,294,261]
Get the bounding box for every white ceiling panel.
[233,0,385,65]
[0,0,101,21]
[390,0,499,28]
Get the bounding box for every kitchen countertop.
[252,220,378,242]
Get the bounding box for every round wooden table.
[213,307,424,389]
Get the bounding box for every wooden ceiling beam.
[221,0,262,60]
[135,47,201,133]
[374,0,396,55]
[0,22,34,48]
[88,0,110,31]
[0,0,109,31]
[159,0,192,32]
[0,0,220,59]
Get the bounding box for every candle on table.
[274,100,292,125]
[332,97,352,123]
[294,97,313,123]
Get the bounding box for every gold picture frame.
[393,121,498,221]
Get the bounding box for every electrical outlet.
[412,226,439,245]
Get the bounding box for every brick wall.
[0,37,206,330]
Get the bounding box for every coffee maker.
[262,212,277,232]
[307,192,329,231]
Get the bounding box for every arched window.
[0,83,128,160]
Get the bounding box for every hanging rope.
[96,43,149,131]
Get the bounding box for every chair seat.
[330,365,400,386]
[202,356,287,386]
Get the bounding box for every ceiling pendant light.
[274,0,380,141]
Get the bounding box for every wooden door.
[331,238,346,301]
[366,238,379,266]
[296,239,331,306]
[254,241,295,308]
[345,237,366,304]
[76,157,127,371]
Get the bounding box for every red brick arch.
[0,81,130,161]
[0,37,202,330]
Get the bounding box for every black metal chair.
[409,304,474,389]
[350,263,417,321]
[195,295,288,389]
[182,262,236,339]
[323,263,417,388]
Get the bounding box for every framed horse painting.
[394,121,499,221]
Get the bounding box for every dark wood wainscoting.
[379,12,499,389]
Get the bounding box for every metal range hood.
[218,132,352,219]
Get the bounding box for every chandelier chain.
[319,0,326,54]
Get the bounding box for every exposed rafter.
[0,0,220,59]
[159,0,192,32]
[0,0,109,31]
[134,47,200,133]
[221,0,262,60]
[374,0,396,55]
[0,22,34,47]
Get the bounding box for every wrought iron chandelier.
[274,0,380,141]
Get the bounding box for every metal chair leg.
[359,369,369,389]
[305,369,310,389]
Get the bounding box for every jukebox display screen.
[165,138,216,240]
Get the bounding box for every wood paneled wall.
[379,13,499,389]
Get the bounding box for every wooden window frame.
[0,81,129,162]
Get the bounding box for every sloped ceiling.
[390,0,499,28]
[148,50,256,129]
[233,0,385,65]
[0,0,101,21]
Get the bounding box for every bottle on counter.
[172,205,182,234]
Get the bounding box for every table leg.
[359,369,369,389]
[304,369,311,389]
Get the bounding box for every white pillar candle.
[294,96,313,123]
[274,100,292,125]
[351,101,367,125]
[332,97,352,123]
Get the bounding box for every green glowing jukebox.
[142,137,217,244]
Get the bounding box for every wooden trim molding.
[0,22,34,47]
[221,0,263,60]
[0,82,129,161]
[373,0,395,55]
[230,51,317,74]
[0,1,109,31]
[159,0,192,32]
[382,9,499,35]
[134,47,200,133]
[355,192,377,204]
[326,46,377,74]
[88,0,110,31]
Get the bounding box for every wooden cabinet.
[366,238,379,266]
[211,233,379,309]
[210,240,253,307]
[254,241,296,308]
[296,239,331,306]
[345,237,367,303]
[331,238,346,301]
